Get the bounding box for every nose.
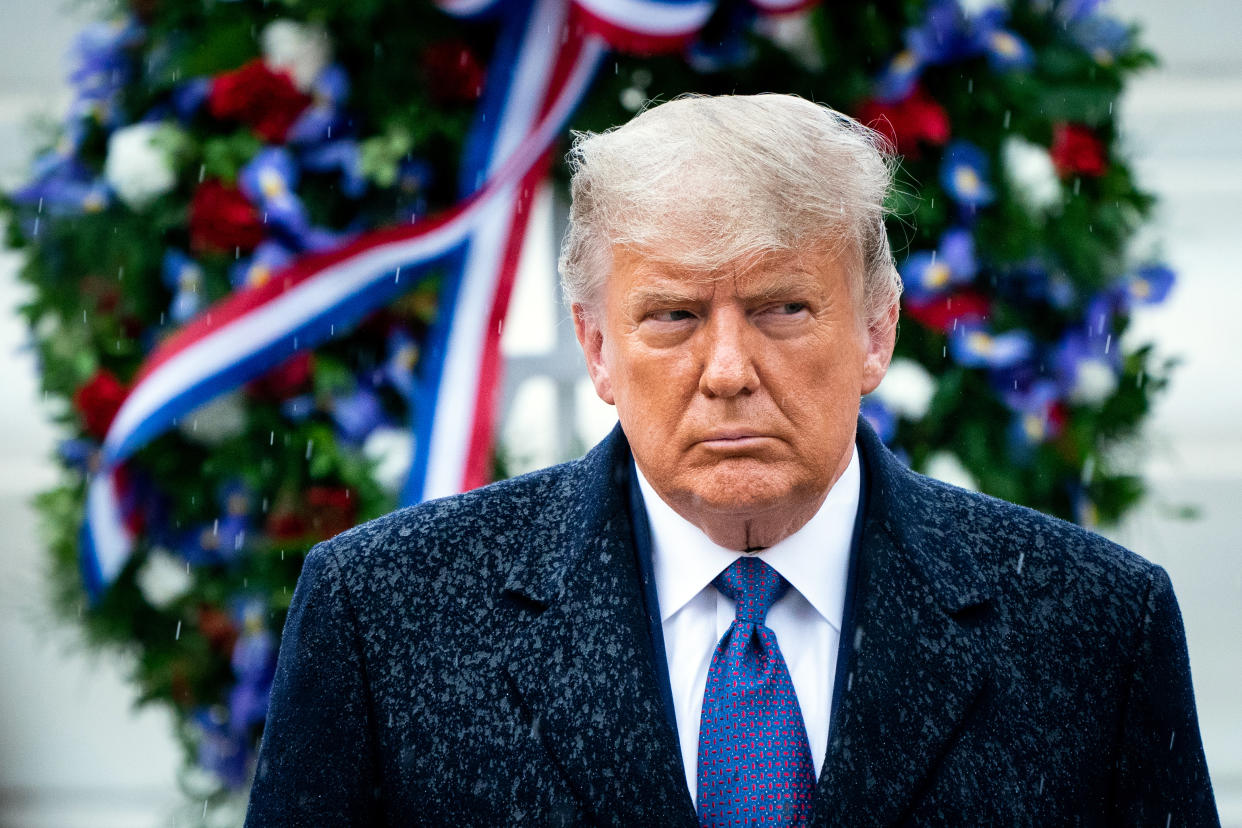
[699,309,759,398]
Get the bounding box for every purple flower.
[162,250,204,322]
[900,227,978,302]
[950,321,1034,369]
[228,598,277,736]
[240,148,306,231]
[940,141,995,208]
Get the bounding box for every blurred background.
[1,0,1239,825]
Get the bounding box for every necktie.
[697,557,816,827]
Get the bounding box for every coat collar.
[502,426,699,825]
[809,418,997,826]
[502,419,997,826]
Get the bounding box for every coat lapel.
[502,428,698,826]
[810,421,996,827]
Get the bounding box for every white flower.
[363,425,414,493]
[137,548,192,608]
[104,122,178,209]
[1068,358,1118,405]
[262,20,332,92]
[958,0,996,17]
[179,391,247,445]
[924,451,978,491]
[873,358,938,420]
[1003,136,1062,211]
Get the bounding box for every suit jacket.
[245,419,1218,826]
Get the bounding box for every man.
[246,95,1218,826]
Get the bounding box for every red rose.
[247,351,314,400]
[74,369,128,439]
[857,85,950,158]
[420,41,486,104]
[306,486,356,540]
[197,604,239,656]
[904,290,990,333]
[189,180,266,254]
[209,59,312,142]
[1050,124,1107,178]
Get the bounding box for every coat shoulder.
[304,455,589,596]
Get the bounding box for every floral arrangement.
[2,0,1174,817]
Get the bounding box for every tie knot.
[714,557,788,626]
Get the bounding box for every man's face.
[575,243,894,544]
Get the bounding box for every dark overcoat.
[245,419,1218,826]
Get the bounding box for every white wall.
[1,0,1239,825]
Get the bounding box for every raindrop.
[967,78,973,94]
[160,312,165,325]
[175,621,182,640]
[37,197,43,213]
[262,497,269,513]
[1104,334,1111,354]
[32,217,39,235]
[198,164,206,182]
[1038,775,1044,794]
[212,519,219,536]
[1108,101,1114,115]
[395,267,402,284]
[1169,730,1176,750]
[1003,110,1011,129]
[847,671,854,691]
[306,440,314,460]
[1166,813,1171,828]
[1073,178,1081,196]
[942,345,947,358]
[269,431,275,446]
[1016,551,1024,574]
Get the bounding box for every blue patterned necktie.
[697,556,816,827]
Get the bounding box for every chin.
[677,459,806,517]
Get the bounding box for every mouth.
[695,432,774,449]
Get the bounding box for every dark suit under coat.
[245,419,1218,826]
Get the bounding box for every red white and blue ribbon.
[82,0,816,599]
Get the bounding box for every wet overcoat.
[245,419,1218,826]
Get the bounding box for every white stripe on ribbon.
[422,0,568,500]
[575,0,715,35]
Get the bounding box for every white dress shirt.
[633,447,859,804]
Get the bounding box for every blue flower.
[907,0,977,65]
[171,77,211,120]
[1053,325,1120,405]
[302,139,366,199]
[240,148,307,231]
[1120,264,1175,307]
[1068,14,1130,65]
[162,250,204,323]
[1004,377,1064,451]
[11,153,110,216]
[940,140,995,208]
[860,397,897,444]
[874,50,924,103]
[231,240,294,290]
[900,227,978,302]
[228,598,277,736]
[192,707,251,788]
[332,386,386,443]
[974,9,1034,72]
[383,329,420,403]
[950,322,1034,369]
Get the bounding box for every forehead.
[608,243,852,300]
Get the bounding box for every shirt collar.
[636,445,860,632]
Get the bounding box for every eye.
[649,309,697,323]
[776,302,807,315]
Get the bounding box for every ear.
[860,296,899,396]
[573,303,616,406]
